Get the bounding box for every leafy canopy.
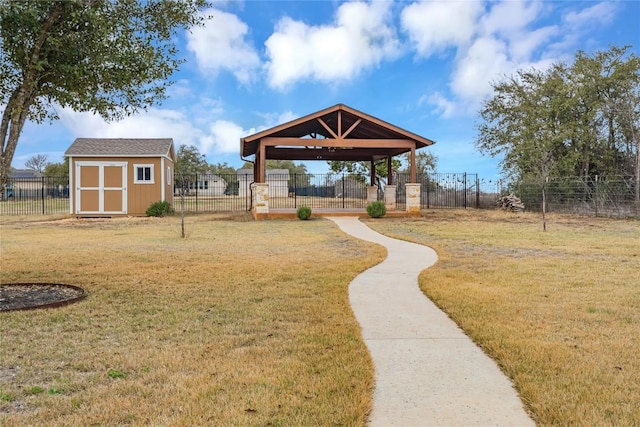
[476,46,639,183]
[0,0,208,186]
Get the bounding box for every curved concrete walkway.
[328,217,534,427]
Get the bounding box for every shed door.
[75,162,127,214]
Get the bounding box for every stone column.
[384,184,397,210]
[251,182,269,219]
[367,185,378,204]
[405,183,421,214]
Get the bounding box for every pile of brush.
[497,194,525,212]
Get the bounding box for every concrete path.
[328,217,534,427]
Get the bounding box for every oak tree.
[0,0,207,189]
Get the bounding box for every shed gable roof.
[65,138,175,160]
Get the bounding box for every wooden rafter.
[240,104,435,183]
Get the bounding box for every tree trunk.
[0,2,66,188]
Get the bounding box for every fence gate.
[75,162,127,215]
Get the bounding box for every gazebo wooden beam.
[264,147,408,161]
[261,137,415,149]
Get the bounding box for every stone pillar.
[384,184,397,210]
[251,182,269,219]
[367,185,378,204]
[405,183,421,214]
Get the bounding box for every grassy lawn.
[0,214,385,426]
[364,210,640,426]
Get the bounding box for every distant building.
[237,169,290,198]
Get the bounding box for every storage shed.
[65,138,175,216]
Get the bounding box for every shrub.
[146,201,174,217]
[297,206,312,220]
[366,201,386,218]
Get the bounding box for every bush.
[366,201,386,218]
[296,206,312,220]
[146,201,174,217]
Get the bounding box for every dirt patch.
[0,283,86,311]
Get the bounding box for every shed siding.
[70,155,174,216]
[128,157,163,215]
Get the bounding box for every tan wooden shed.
[65,138,175,216]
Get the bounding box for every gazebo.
[240,104,435,218]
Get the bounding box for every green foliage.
[175,145,209,193]
[296,206,312,220]
[107,368,126,380]
[366,201,386,218]
[48,386,63,395]
[241,160,312,187]
[146,201,174,217]
[27,386,45,395]
[476,46,640,183]
[0,0,207,188]
[0,392,14,402]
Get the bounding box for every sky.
[10,0,640,181]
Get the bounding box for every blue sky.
[11,0,640,181]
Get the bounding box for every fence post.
[41,176,45,215]
[426,175,430,208]
[463,172,467,208]
[342,176,345,209]
[595,175,598,218]
[195,173,199,212]
[476,176,480,208]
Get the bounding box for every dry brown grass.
[0,214,385,426]
[364,210,640,426]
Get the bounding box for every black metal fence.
[0,176,70,216]
[395,173,479,209]
[2,173,638,217]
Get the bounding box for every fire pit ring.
[0,283,87,312]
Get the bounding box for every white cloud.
[59,108,199,145]
[450,37,512,107]
[201,120,249,154]
[264,1,400,90]
[564,2,617,27]
[407,0,616,118]
[421,92,457,118]
[186,8,260,84]
[58,107,245,158]
[478,1,542,38]
[401,0,483,57]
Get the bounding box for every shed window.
[134,165,154,184]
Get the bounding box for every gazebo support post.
[384,156,396,210]
[251,182,270,219]
[367,159,378,203]
[405,147,420,214]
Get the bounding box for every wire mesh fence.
[478,176,639,218]
[1,173,638,218]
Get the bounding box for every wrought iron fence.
[0,176,70,216]
[2,173,637,217]
[478,176,639,218]
[395,173,479,209]
[173,173,373,211]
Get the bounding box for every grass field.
[1,210,638,426]
[364,210,640,426]
[0,214,385,426]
